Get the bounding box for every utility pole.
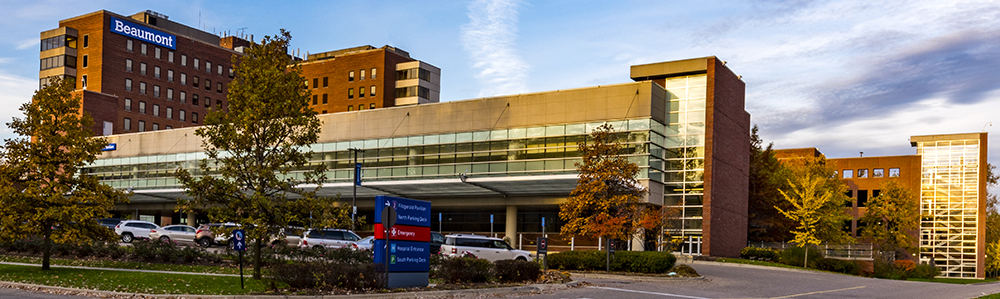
[350,148,363,231]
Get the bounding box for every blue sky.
[2,0,1000,180]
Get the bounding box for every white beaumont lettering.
[110,17,176,50]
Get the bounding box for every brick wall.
[703,57,749,257]
[300,48,414,114]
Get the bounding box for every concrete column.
[131,209,139,220]
[631,227,645,251]
[505,205,518,243]
[187,211,195,227]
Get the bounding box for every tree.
[0,78,129,270]
[984,163,999,277]
[747,124,794,242]
[775,156,853,266]
[559,123,649,243]
[860,180,919,254]
[176,30,351,279]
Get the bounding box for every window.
[360,69,365,80]
[217,65,223,76]
[842,169,853,179]
[322,94,328,104]
[192,94,199,106]
[371,68,376,79]
[181,54,187,66]
[857,169,868,178]
[167,70,174,82]
[204,97,210,108]
[312,95,317,105]
[140,62,146,75]
[139,82,146,94]
[205,61,211,73]
[138,120,145,132]
[126,39,133,52]
[166,125,172,129]
[179,110,186,121]
[124,117,131,131]
[124,98,132,111]
[205,79,211,90]
[371,85,376,96]
[322,110,327,114]
[166,107,173,119]
[857,190,869,207]
[370,103,375,109]
[153,104,160,116]
[192,112,198,124]
[102,121,112,136]
[39,55,76,70]
[348,106,353,111]
[358,104,365,110]
[152,123,159,131]
[138,101,146,114]
[889,168,900,177]
[873,168,884,178]
[323,77,328,87]
[125,78,132,91]
[168,51,174,63]
[140,43,147,55]
[193,58,200,70]
[348,71,354,82]
[348,88,354,99]
[180,91,186,103]
[82,55,88,68]
[83,35,89,48]
[193,76,199,87]
[180,73,187,85]
[359,87,365,98]
[126,59,132,72]
[217,82,222,93]
[167,88,173,100]
[153,85,160,98]
[154,66,160,78]
[313,78,318,89]
[81,75,87,89]
[155,47,161,59]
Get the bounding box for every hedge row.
[546,250,676,273]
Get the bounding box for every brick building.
[39,10,249,136]
[299,46,440,114]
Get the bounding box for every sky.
[1,0,999,188]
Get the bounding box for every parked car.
[440,234,532,261]
[194,223,239,248]
[150,225,197,244]
[350,236,375,251]
[97,218,123,229]
[114,220,159,243]
[299,229,361,249]
[430,231,445,254]
[269,226,305,247]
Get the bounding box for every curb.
[690,260,827,275]
[0,280,580,298]
[568,272,705,282]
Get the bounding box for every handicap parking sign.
[233,229,247,251]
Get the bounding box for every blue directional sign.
[375,196,431,227]
[354,163,362,186]
[232,229,247,251]
[375,240,430,272]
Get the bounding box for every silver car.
[114,220,159,243]
[350,236,375,251]
[299,229,361,249]
[150,225,197,244]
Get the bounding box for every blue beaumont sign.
[101,143,117,151]
[375,196,431,227]
[109,17,176,50]
[374,240,430,272]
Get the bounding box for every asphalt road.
[0,287,97,299]
[524,262,1000,299]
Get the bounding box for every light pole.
[349,148,364,231]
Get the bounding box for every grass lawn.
[0,254,239,275]
[715,258,812,271]
[0,263,268,295]
[907,277,999,285]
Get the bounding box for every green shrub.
[910,263,940,279]
[813,258,859,275]
[438,257,494,283]
[546,250,675,273]
[268,261,383,290]
[494,259,541,282]
[779,246,823,268]
[872,258,909,279]
[740,246,779,261]
[668,264,700,277]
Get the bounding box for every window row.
[124,60,225,92]
[122,112,195,133]
[122,99,202,123]
[842,168,900,179]
[40,35,77,51]
[124,78,226,108]
[40,55,76,70]
[395,86,428,98]
[397,68,429,81]
[347,103,378,111]
[124,38,232,78]
[346,68,376,83]
[345,86,377,99]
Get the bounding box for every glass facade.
[660,74,708,238]
[83,119,666,191]
[916,138,981,278]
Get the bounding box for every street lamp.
[349,148,364,231]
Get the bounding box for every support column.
[631,227,645,251]
[505,205,518,243]
[187,211,195,227]
[131,209,139,220]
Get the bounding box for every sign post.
[232,229,247,289]
[606,237,615,273]
[537,237,548,271]
[374,196,431,288]
[490,214,494,237]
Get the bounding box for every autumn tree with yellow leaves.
[775,156,852,267]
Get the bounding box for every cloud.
[16,38,39,50]
[460,0,529,97]
[0,70,36,140]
